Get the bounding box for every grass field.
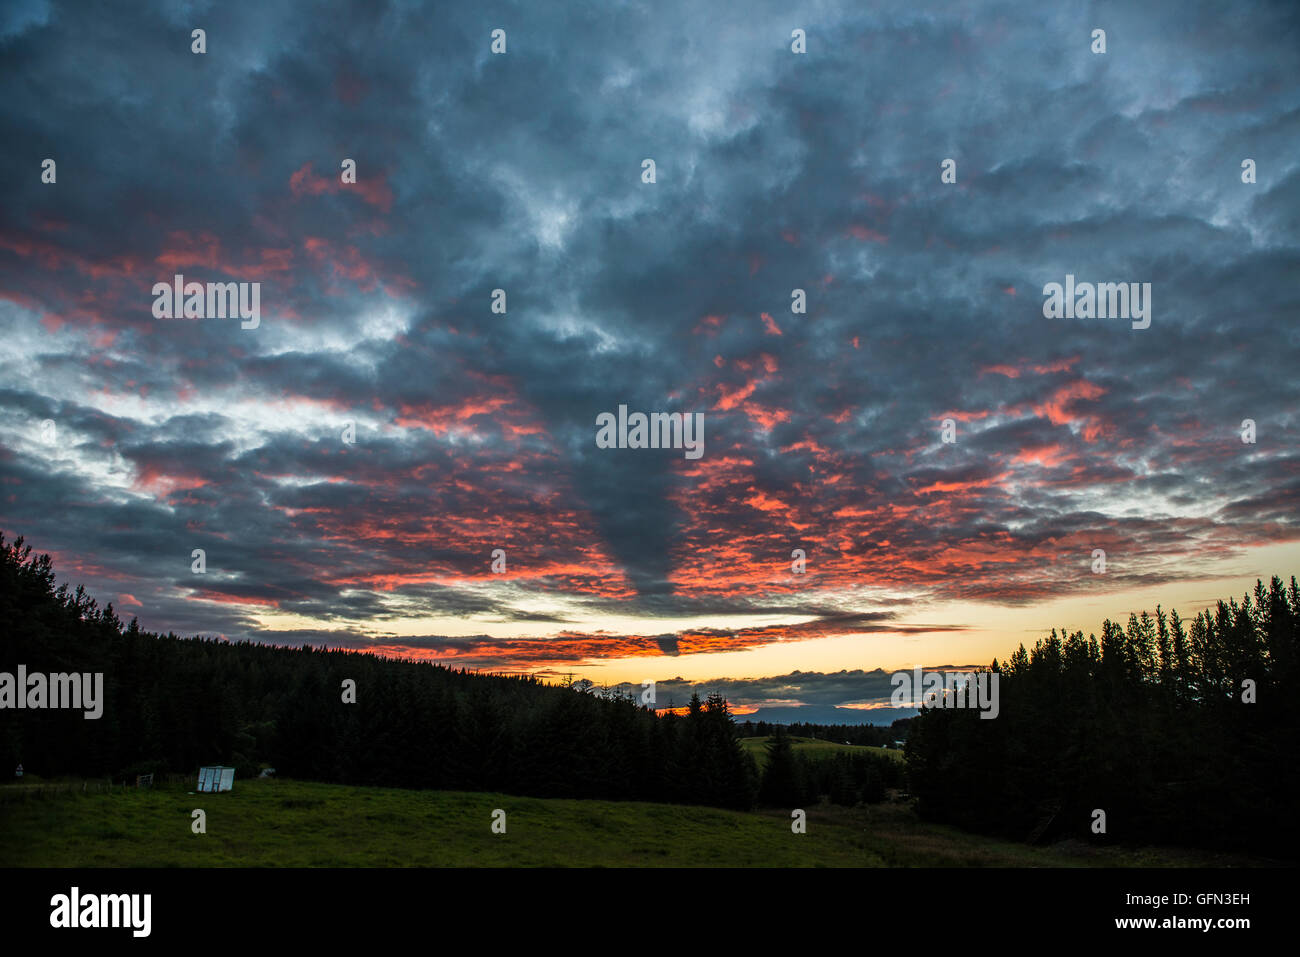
[0,777,1269,867]
[739,735,905,767]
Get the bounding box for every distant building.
[197,766,235,792]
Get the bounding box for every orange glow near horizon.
[231,541,1300,688]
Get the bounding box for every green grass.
[0,777,1267,867]
[739,735,905,767]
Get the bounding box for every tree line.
[0,534,756,809]
[905,576,1300,857]
[738,718,913,747]
[757,726,906,806]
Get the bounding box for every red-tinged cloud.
[290,162,394,213]
[281,612,969,671]
[846,225,888,243]
[1,2,1297,687]
[155,232,296,278]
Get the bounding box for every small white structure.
[197,766,235,792]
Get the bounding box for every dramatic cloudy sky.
[1,0,1297,722]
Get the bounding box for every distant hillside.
[738,717,915,744]
[739,735,904,767]
[738,706,920,726]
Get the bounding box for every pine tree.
[759,726,803,806]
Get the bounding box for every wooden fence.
[0,772,189,801]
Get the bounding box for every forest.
[905,576,1299,857]
[2,532,894,811]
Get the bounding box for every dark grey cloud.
[0,0,1297,671]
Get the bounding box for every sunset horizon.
[2,0,1296,929]
[3,0,1297,723]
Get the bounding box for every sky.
[1,0,1298,723]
